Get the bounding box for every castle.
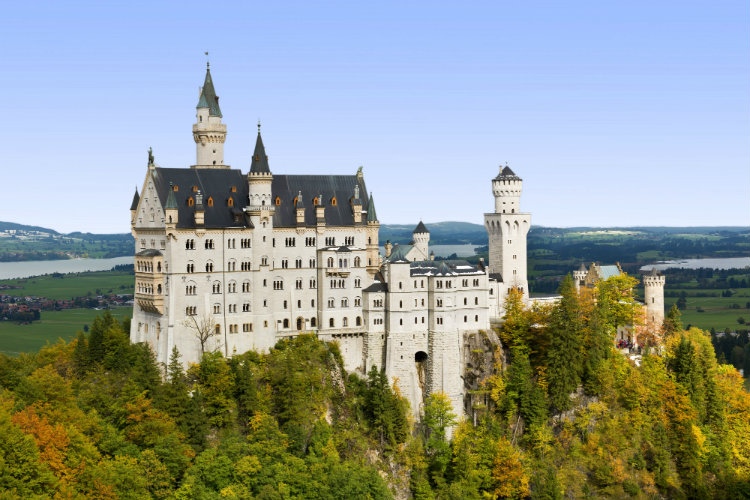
[129,65,656,418]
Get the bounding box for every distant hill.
[0,221,60,235]
[380,221,487,245]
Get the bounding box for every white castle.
[130,65,657,417]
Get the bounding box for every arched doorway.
[297,317,304,331]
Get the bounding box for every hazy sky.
[2,1,748,233]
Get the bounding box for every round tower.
[412,221,430,260]
[492,165,523,214]
[643,268,666,326]
[193,63,227,168]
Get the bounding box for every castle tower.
[484,165,531,300]
[643,268,666,326]
[572,263,587,292]
[412,221,430,260]
[246,124,275,350]
[193,63,228,168]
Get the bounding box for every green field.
[666,288,750,332]
[0,307,132,355]
[0,270,133,300]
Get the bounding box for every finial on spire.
[205,51,209,69]
[257,120,261,134]
[148,147,154,165]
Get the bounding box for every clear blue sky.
[2,1,748,233]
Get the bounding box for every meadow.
[0,270,133,300]
[0,307,131,355]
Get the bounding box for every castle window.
[173,185,179,192]
[313,197,319,206]
[193,186,198,192]
[215,324,221,335]
[207,197,214,207]
[330,197,337,206]
[231,186,237,193]
[275,196,281,206]
[475,315,479,322]
[356,316,362,326]
[311,317,317,327]
[329,318,335,327]
[283,319,289,329]
[188,197,194,207]
[293,196,298,206]
[475,297,479,305]
[228,197,234,207]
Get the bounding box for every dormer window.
[313,197,319,206]
[330,197,337,206]
[207,197,214,207]
[187,197,194,207]
[227,197,234,207]
[293,196,298,206]
[275,197,281,206]
[231,186,237,193]
[193,186,198,192]
[173,185,179,192]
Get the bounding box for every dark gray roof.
[489,272,503,282]
[150,167,252,229]
[366,193,378,222]
[249,132,270,174]
[136,249,163,257]
[385,244,412,263]
[578,262,587,272]
[150,167,368,229]
[363,281,388,293]
[409,259,484,277]
[413,221,429,234]
[494,165,521,181]
[271,174,368,228]
[196,66,222,117]
[130,188,140,210]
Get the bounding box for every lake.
[640,257,750,271]
[0,256,133,280]
[378,244,481,258]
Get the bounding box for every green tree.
[364,366,409,449]
[663,304,683,336]
[422,392,457,481]
[505,346,547,433]
[546,275,583,412]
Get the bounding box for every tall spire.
[366,193,378,222]
[249,128,270,174]
[196,65,222,117]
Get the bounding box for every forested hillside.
[0,275,749,499]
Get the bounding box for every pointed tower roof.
[196,64,222,117]
[578,262,587,272]
[165,185,178,209]
[366,193,378,222]
[413,221,429,234]
[494,164,522,181]
[249,127,271,174]
[130,187,140,210]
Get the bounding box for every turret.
[573,263,587,292]
[352,184,363,224]
[492,165,523,214]
[643,268,666,326]
[365,192,380,276]
[193,63,227,168]
[130,186,140,224]
[247,124,273,212]
[412,221,430,260]
[165,183,178,228]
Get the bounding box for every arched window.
[173,185,179,192]
[227,197,234,207]
[283,319,290,329]
[356,316,362,326]
[311,317,317,327]
[275,196,281,206]
[214,324,221,334]
[329,318,335,328]
[330,197,337,206]
[313,197,319,206]
[354,257,361,267]
[187,197,194,207]
[207,197,214,207]
[327,257,334,267]
[293,196,298,206]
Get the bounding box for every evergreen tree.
[505,346,547,432]
[422,392,457,481]
[365,366,408,449]
[546,275,582,412]
[72,330,90,377]
[663,304,683,336]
